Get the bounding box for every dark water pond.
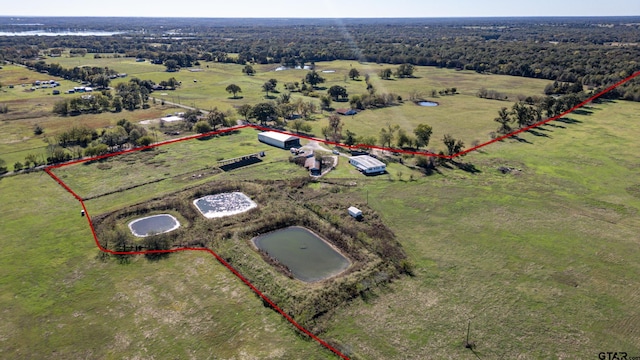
[417,101,439,107]
[128,214,180,237]
[252,226,350,282]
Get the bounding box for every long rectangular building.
[349,155,386,175]
[258,131,300,149]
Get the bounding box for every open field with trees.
[2,95,639,358]
[1,16,640,359]
[1,57,558,172]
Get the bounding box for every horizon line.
[2,15,640,19]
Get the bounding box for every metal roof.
[349,155,385,169]
[259,131,299,143]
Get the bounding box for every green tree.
[166,77,180,89]
[305,71,325,88]
[379,128,393,148]
[321,126,331,140]
[116,118,134,134]
[102,126,129,148]
[206,108,228,130]
[13,161,23,172]
[164,59,179,72]
[252,102,278,125]
[494,107,513,134]
[242,64,255,76]
[46,145,71,164]
[443,134,464,157]
[512,102,533,128]
[90,74,110,89]
[289,119,312,134]
[53,100,69,116]
[349,68,360,80]
[296,99,315,119]
[112,96,123,112]
[183,109,201,124]
[262,81,275,98]
[350,94,364,110]
[225,84,242,99]
[345,130,357,146]
[128,129,143,143]
[413,123,433,149]
[0,158,7,174]
[237,104,252,121]
[285,82,297,92]
[194,121,212,134]
[396,128,410,148]
[142,234,171,253]
[395,63,415,78]
[320,95,332,111]
[137,136,154,147]
[328,114,342,142]
[379,123,400,148]
[379,68,393,80]
[24,153,40,168]
[277,102,297,120]
[84,144,109,157]
[328,85,348,101]
[357,136,377,146]
[278,92,291,104]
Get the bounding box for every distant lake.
[0,30,124,36]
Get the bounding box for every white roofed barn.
[258,131,301,149]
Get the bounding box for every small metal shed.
[348,206,363,219]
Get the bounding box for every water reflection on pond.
[252,226,350,282]
[128,214,180,237]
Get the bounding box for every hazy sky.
[2,0,639,17]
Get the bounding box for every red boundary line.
[42,71,640,359]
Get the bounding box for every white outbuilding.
[349,155,386,175]
[348,206,363,219]
[160,115,183,122]
[258,131,301,149]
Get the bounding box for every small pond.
[128,214,180,237]
[193,192,257,218]
[417,101,439,107]
[252,226,351,282]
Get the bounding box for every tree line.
[493,92,590,135]
[52,76,179,115]
[2,18,639,100]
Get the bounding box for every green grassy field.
[1,57,553,172]
[0,173,331,359]
[322,100,640,359]
[1,58,640,359]
[36,56,551,147]
[0,64,191,171]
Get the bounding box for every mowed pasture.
[323,100,640,358]
[38,56,552,146]
[1,56,640,359]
